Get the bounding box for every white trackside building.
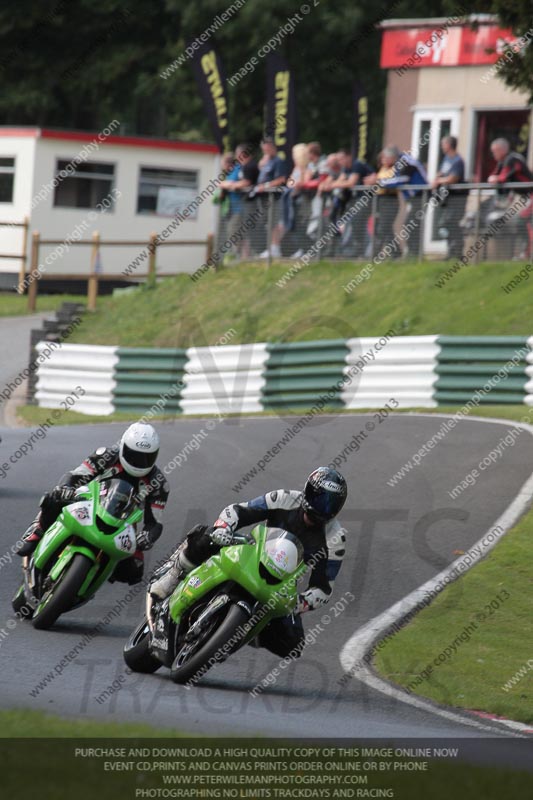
[0,124,219,288]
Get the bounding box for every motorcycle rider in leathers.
[16,423,169,584]
[150,466,347,658]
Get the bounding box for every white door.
[411,109,461,254]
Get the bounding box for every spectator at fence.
[256,136,288,258]
[305,142,328,188]
[488,138,533,191]
[317,152,342,196]
[269,143,313,258]
[213,152,235,259]
[327,149,373,257]
[219,143,259,259]
[378,145,428,257]
[314,153,346,252]
[488,137,533,259]
[432,135,467,259]
[364,148,400,259]
[215,151,236,212]
[303,142,329,239]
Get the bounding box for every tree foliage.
[486,0,533,102]
[0,0,516,155]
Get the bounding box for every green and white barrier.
[32,336,533,416]
[436,336,528,405]
[342,335,440,408]
[34,343,118,416]
[114,347,187,414]
[263,340,348,411]
[180,343,269,415]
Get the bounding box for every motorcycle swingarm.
[22,562,39,611]
[150,601,176,668]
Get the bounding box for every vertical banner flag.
[190,42,230,153]
[352,81,369,162]
[266,53,297,171]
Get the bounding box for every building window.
[0,157,15,203]
[53,160,115,209]
[137,167,199,217]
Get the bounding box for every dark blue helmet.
[302,467,347,522]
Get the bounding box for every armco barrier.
[31,336,533,416]
[263,340,348,410]
[34,343,118,416]
[525,335,533,406]
[114,347,187,414]
[180,343,269,415]
[342,335,439,409]
[435,336,529,405]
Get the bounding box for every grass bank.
[0,292,85,317]
[373,500,533,723]
[15,404,533,428]
[57,259,533,347]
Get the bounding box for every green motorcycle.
[12,478,143,630]
[124,524,307,685]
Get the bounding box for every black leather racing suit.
[181,490,346,658]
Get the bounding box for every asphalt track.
[1,412,533,741]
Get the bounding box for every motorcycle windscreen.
[261,529,304,579]
[98,479,137,522]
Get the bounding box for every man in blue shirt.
[220,143,259,213]
[432,136,467,259]
[256,136,289,190]
[255,136,288,258]
[219,144,259,259]
[379,146,428,257]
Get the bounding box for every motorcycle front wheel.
[32,553,92,630]
[170,603,249,685]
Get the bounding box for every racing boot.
[16,518,44,557]
[149,543,196,600]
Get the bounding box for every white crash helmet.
[119,423,160,477]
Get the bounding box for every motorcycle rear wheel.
[123,618,162,673]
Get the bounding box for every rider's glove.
[50,485,77,504]
[296,595,310,614]
[209,524,235,547]
[296,587,330,614]
[136,523,163,551]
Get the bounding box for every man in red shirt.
[488,138,533,258]
[488,138,533,189]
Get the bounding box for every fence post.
[418,189,427,262]
[206,233,215,271]
[27,231,40,312]
[17,216,29,294]
[147,232,158,289]
[317,195,326,262]
[370,193,378,259]
[266,192,274,268]
[87,230,100,311]
[473,186,482,264]
[213,201,222,265]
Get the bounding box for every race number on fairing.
[114,525,136,553]
[69,501,94,526]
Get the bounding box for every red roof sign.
[381,22,518,69]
